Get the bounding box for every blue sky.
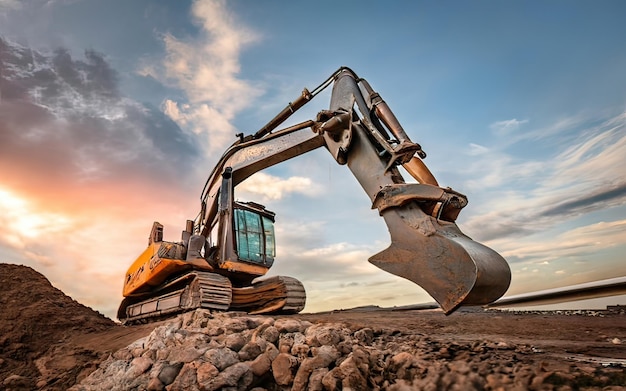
[1,0,625,318]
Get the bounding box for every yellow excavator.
[117,67,511,323]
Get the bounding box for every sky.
[1,0,625,319]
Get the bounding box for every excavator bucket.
[369,203,511,314]
[310,67,511,313]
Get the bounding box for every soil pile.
[0,264,117,390]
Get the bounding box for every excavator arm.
[194,67,511,314]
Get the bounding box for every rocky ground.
[1,263,625,390]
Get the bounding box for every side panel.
[122,242,188,297]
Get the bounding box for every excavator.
[117,67,511,323]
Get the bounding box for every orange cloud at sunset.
[0,40,209,317]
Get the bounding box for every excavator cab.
[232,202,276,268]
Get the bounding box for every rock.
[113,348,133,361]
[3,374,31,388]
[530,370,556,389]
[365,347,385,377]
[292,345,339,389]
[147,377,165,391]
[204,347,240,371]
[199,362,253,391]
[513,364,534,388]
[158,362,183,386]
[336,340,354,355]
[248,350,273,377]
[261,326,280,344]
[166,362,199,391]
[447,360,471,375]
[278,334,294,353]
[354,327,374,344]
[221,317,255,333]
[251,318,274,335]
[156,347,170,361]
[386,379,418,391]
[321,367,343,391]
[265,340,280,360]
[271,352,299,385]
[389,351,416,376]
[224,333,247,351]
[339,355,368,390]
[352,347,370,369]
[291,342,310,357]
[168,346,205,363]
[308,367,330,391]
[128,356,153,377]
[204,325,226,337]
[274,318,307,333]
[305,324,343,346]
[196,362,219,384]
[238,338,267,361]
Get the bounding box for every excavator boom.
[118,67,511,321]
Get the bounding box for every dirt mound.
[0,263,117,390]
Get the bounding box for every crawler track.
[120,272,232,323]
[119,273,306,323]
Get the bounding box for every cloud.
[267,220,432,312]
[462,110,626,242]
[468,143,490,156]
[497,219,626,263]
[303,275,429,312]
[492,113,592,149]
[550,112,626,186]
[151,0,262,154]
[0,36,206,317]
[490,118,528,135]
[0,38,201,182]
[269,218,388,282]
[237,172,321,201]
[456,111,626,297]
[497,219,626,295]
[541,184,626,218]
[0,0,20,12]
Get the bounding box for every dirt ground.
[1,263,625,390]
[298,307,626,362]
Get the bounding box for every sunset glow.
[1,1,625,319]
[0,188,72,240]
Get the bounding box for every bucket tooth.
[370,204,511,314]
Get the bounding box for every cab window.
[234,208,275,265]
